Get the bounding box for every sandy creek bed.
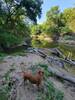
[0,53,75,100]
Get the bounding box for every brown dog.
[21,70,44,87]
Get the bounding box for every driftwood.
[47,48,65,58]
[48,48,75,66]
[33,48,75,66]
[47,56,75,66]
[31,48,75,84]
[48,66,75,84]
[46,56,75,68]
[37,49,47,58]
[62,58,75,66]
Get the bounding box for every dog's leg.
[24,78,27,85]
[37,83,41,91]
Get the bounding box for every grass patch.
[0,68,15,100]
[37,80,64,100]
[10,50,27,56]
[0,52,7,57]
[0,52,8,62]
[0,49,27,57]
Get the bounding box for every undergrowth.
[0,68,15,100]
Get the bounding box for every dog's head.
[37,70,44,76]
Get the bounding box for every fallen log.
[48,48,65,58]
[30,48,75,67]
[30,48,75,84]
[46,56,75,68]
[34,48,75,66]
[48,48,75,66]
[62,58,75,66]
[33,49,65,67]
[32,48,47,58]
[46,56,65,68]
[37,49,47,58]
[48,66,75,84]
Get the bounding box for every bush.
[0,31,22,47]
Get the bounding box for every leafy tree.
[19,0,43,23]
[31,24,42,35]
[44,6,63,41]
[60,26,72,36]
[43,6,73,40]
[0,0,43,25]
[69,19,75,32]
[46,6,60,24]
[63,8,75,23]
[63,8,75,32]
[0,0,43,48]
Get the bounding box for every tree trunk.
[48,66,75,84]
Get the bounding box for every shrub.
[0,31,22,47]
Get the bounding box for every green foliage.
[0,0,43,23]
[63,8,75,23]
[31,39,42,47]
[32,39,58,48]
[46,6,60,22]
[0,0,43,49]
[0,69,15,100]
[31,6,75,48]
[31,24,42,35]
[0,52,7,62]
[42,22,57,36]
[11,50,27,56]
[60,26,72,35]
[0,31,22,47]
[63,8,75,32]
[45,6,66,40]
[20,0,43,23]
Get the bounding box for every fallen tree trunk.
[47,48,75,66]
[30,48,75,84]
[48,66,75,84]
[47,48,65,58]
[62,58,75,66]
[34,48,75,66]
[33,49,64,67]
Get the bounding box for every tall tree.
[63,7,75,33]
[0,0,43,47]
[0,0,43,24]
[45,6,62,41]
